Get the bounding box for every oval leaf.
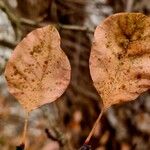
[90,13,150,109]
[5,25,71,112]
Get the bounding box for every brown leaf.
[90,13,150,109]
[5,25,71,112]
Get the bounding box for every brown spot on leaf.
[44,61,48,65]
[30,51,33,55]
[136,74,142,79]
[14,70,18,75]
[117,54,123,60]
[121,84,126,89]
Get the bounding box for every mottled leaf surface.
[90,13,150,109]
[5,25,71,111]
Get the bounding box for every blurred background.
[0,0,150,150]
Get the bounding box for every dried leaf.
[90,13,150,109]
[5,25,71,112]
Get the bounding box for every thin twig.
[58,24,94,33]
[0,39,17,48]
[0,0,22,41]
[0,1,18,24]
[17,20,95,33]
[45,128,63,146]
[20,18,39,27]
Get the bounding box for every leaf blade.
[90,13,150,109]
[5,25,71,111]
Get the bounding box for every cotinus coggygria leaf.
[90,13,150,109]
[5,25,71,112]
